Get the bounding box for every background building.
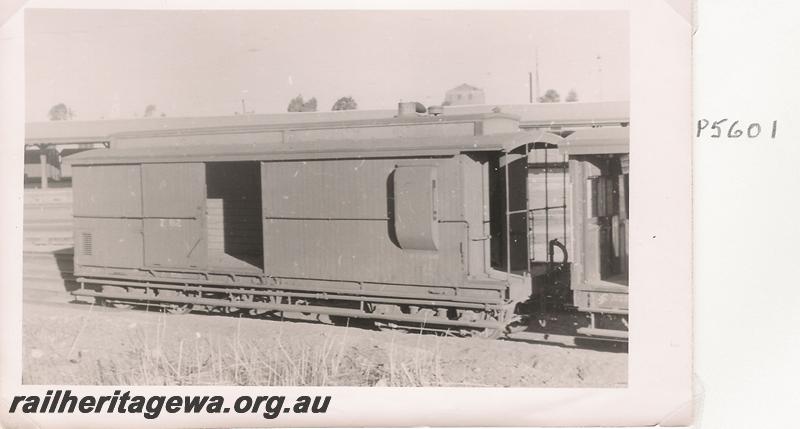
[444,84,486,106]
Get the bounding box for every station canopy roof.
[27,101,629,147]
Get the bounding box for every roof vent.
[397,102,427,117]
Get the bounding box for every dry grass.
[24,311,449,386]
[24,301,628,387]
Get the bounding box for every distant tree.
[143,104,157,117]
[287,94,318,112]
[48,103,74,121]
[566,89,579,102]
[331,96,358,111]
[303,97,317,112]
[538,89,561,103]
[288,95,305,112]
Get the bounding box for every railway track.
[23,188,74,248]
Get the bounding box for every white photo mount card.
[0,0,692,427]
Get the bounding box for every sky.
[25,9,628,122]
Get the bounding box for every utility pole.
[529,72,533,104]
[596,55,604,101]
[535,47,541,102]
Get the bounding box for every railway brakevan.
[66,104,629,340]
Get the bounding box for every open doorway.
[205,162,263,271]
[577,154,629,287]
[585,155,628,286]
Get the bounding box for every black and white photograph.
[21,8,631,388]
[3,1,697,427]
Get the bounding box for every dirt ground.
[22,297,627,387]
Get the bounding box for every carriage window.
[393,165,439,251]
